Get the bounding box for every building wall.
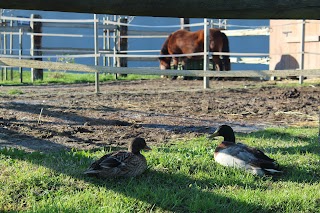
[269,20,320,70]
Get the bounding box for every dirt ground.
[0,78,319,152]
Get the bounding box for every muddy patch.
[0,79,319,152]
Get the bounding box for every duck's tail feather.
[84,168,100,175]
[251,160,282,176]
[263,168,283,176]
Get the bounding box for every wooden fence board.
[1,57,320,78]
[1,1,320,19]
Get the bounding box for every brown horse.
[159,28,230,75]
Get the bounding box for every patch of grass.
[275,77,320,88]
[0,70,161,86]
[7,89,24,95]
[0,127,319,212]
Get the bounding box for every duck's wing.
[215,142,281,175]
[218,142,257,161]
[84,151,133,174]
[238,143,276,163]
[236,143,281,172]
[216,142,277,166]
[99,151,134,169]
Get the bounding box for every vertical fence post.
[9,19,13,80]
[0,15,2,81]
[106,16,111,67]
[180,18,190,31]
[106,17,111,67]
[94,14,100,93]
[102,16,106,67]
[30,14,43,82]
[103,16,111,71]
[116,17,128,77]
[299,19,305,84]
[3,27,7,80]
[18,28,23,83]
[203,18,210,89]
[113,15,118,78]
[0,26,2,80]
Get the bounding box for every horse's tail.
[221,32,231,70]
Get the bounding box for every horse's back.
[168,29,204,55]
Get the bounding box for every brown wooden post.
[3,28,7,80]
[93,14,100,93]
[30,14,43,81]
[116,17,128,77]
[18,28,23,83]
[9,19,13,80]
[180,18,192,79]
[180,18,190,31]
[102,16,107,67]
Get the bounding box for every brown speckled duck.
[211,125,282,176]
[84,137,151,178]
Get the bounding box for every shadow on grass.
[279,164,320,183]
[237,127,319,155]
[0,147,271,213]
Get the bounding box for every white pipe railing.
[3,15,319,75]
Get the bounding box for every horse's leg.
[212,56,221,71]
[160,57,171,79]
[211,56,223,81]
[181,58,193,80]
[171,57,179,80]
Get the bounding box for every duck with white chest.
[210,125,282,176]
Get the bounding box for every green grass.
[6,89,24,95]
[275,79,320,88]
[0,70,160,85]
[2,69,320,88]
[0,127,319,212]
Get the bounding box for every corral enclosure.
[2,9,320,91]
[0,2,319,213]
[0,9,269,71]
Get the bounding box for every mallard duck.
[211,125,282,176]
[84,137,151,178]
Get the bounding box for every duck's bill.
[144,145,152,151]
[208,131,220,139]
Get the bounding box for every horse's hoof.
[182,76,192,80]
[171,76,178,80]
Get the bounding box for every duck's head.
[210,125,236,142]
[129,137,152,154]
